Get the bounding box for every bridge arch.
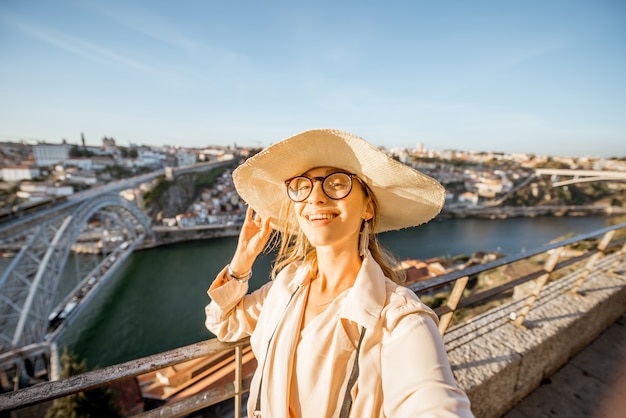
[0,193,153,353]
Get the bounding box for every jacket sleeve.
[380,295,474,417]
[204,266,273,342]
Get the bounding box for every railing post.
[49,342,60,381]
[571,230,615,294]
[513,247,563,327]
[13,360,22,392]
[234,346,243,418]
[608,240,626,276]
[438,275,469,335]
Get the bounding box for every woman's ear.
[363,198,375,221]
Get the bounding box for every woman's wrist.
[226,264,252,282]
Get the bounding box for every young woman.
[205,129,473,417]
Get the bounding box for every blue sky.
[1,1,624,158]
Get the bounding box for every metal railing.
[409,221,626,335]
[2,221,625,417]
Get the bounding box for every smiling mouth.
[306,213,337,222]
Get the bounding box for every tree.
[68,145,93,158]
[69,145,81,158]
[45,349,121,418]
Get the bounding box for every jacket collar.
[287,254,388,331]
[339,251,387,331]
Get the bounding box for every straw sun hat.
[232,129,445,233]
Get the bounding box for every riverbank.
[441,204,626,219]
[137,205,626,250]
[138,224,241,250]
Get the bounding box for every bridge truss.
[0,193,153,380]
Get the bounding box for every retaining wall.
[138,224,241,249]
[445,252,626,418]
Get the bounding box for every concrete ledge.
[138,224,241,249]
[445,253,626,418]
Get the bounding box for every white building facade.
[0,166,40,181]
[33,143,72,167]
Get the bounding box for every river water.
[56,215,613,369]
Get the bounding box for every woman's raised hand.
[229,206,272,276]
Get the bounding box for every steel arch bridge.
[0,193,153,355]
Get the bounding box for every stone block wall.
[445,253,626,418]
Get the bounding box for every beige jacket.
[205,255,473,417]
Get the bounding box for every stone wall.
[138,224,241,249]
[445,252,626,417]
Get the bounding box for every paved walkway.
[503,314,626,418]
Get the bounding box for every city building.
[176,151,197,167]
[33,143,72,167]
[0,165,40,182]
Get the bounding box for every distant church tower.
[102,137,116,148]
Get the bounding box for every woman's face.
[293,167,373,251]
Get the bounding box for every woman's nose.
[307,180,327,203]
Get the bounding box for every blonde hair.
[269,184,406,284]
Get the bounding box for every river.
[56,215,614,369]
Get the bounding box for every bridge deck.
[505,313,626,418]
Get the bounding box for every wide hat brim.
[232,129,445,233]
